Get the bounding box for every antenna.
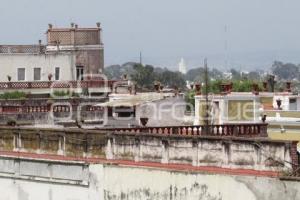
[204,58,210,133]
[139,51,143,65]
[224,25,228,69]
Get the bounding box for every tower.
[178,58,187,74]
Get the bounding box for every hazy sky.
[1,0,300,70]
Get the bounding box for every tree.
[131,64,155,89]
[157,70,186,89]
[272,61,300,80]
[104,65,122,79]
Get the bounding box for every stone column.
[106,137,114,160]
[134,137,141,162]
[161,140,169,164]
[57,134,65,156]
[192,140,199,167]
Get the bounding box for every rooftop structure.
[0,23,104,94]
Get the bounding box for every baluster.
[215,125,219,135]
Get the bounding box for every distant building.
[178,58,187,74]
[0,23,104,82]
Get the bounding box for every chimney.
[195,83,201,95]
[38,40,43,54]
[252,83,259,95]
[48,24,53,29]
[96,22,101,28]
[220,83,231,95]
[286,82,292,92]
[263,81,268,92]
[75,24,78,29]
[71,22,75,28]
[267,75,276,92]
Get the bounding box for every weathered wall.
[75,49,104,74]
[103,165,300,200]
[0,98,107,124]
[0,127,296,172]
[0,53,75,82]
[0,157,299,200]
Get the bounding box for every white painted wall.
[0,53,75,82]
[0,157,299,200]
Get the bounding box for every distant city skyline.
[1,0,300,70]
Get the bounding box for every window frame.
[33,67,42,81]
[76,66,84,81]
[17,68,26,81]
[55,67,60,81]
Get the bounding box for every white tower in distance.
[178,58,187,74]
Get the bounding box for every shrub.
[52,90,71,97]
[0,91,27,99]
[6,119,16,126]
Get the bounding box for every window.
[33,68,41,81]
[17,68,25,81]
[76,66,84,80]
[55,67,60,80]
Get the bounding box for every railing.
[102,123,268,137]
[0,80,117,90]
[0,45,46,54]
[0,104,104,114]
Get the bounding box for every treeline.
[104,61,300,90]
[104,62,186,89]
[271,61,300,81]
[104,62,264,90]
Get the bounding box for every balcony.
[0,80,119,95]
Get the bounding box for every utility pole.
[204,58,209,134]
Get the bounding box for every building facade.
[0,23,104,83]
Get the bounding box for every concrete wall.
[194,95,261,125]
[0,157,299,200]
[0,127,296,172]
[76,49,104,74]
[0,53,75,82]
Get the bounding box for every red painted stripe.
[0,151,279,178]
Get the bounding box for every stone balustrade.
[103,123,268,137]
[0,126,297,173]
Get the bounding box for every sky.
[1,0,300,70]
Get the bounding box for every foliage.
[232,80,256,92]
[0,91,27,99]
[185,90,195,111]
[109,63,187,90]
[131,64,156,89]
[104,62,136,79]
[156,70,186,89]
[6,118,16,126]
[272,61,300,80]
[186,68,224,82]
[185,67,206,82]
[53,90,70,97]
[52,90,79,97]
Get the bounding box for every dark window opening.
[76,66,84,80]
[34,68,41,81]
[18,68,25,81]
[55,67,60,80]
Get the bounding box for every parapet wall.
[0,159,300,200]
[0,127,297,173]
[0,98,106,125]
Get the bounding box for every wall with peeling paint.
[0,157,299,200]
[103,165,300,200]
[0,127,296,172]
